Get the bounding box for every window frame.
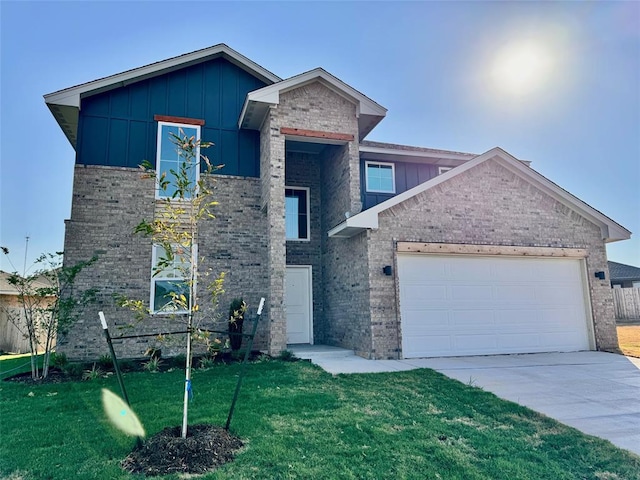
[149,243,197,315]
[438,166,453,175]
[285,186,311,242]
[155,121,201,200]
[365,161,396,194]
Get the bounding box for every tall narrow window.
[285,187,310,241]
[365,161,395,193]
[156,122,201,199]
[150,244,195,314]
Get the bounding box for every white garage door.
[398,254,592,358]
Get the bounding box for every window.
[285,187,310,241]
[438,166,453,175]
[365,161,395,193]
[156,122,201,199]
[150,244,195,314]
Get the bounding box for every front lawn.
[618,325,640,357]
[1,359,638,479]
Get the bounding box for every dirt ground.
[122,424,243,476]
[617,325,640,358]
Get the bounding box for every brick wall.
[366,159,618,359]
[260,111,287,354]
[59,165,270,360]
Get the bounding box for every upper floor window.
[285,187,310,241]
[438,166,453,175]
[365,161,395,194]
[150,244,195,314]
[156,122,201,199]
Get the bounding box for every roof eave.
[239,68,387,139]
[328,147,632,243]
[44,44,282,149]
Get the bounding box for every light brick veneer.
[366,159,618,359]
[59,165,270,360]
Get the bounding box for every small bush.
[198,356,217,370]
[82,363,104,381]
[97,354,113,370]
[278,350,297,362]
[53,352,68,368]
[143,357,162,373]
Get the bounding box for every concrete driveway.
[292,346,640,455]
[412,352,640,456]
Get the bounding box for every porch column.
[260,110,287,355]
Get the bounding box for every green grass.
[0,353,43,381]
[1,360,638,480]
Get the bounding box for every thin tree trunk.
[181,313,193,439]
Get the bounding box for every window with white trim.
[150,244,195,314]
[285,187,310,241]
[438,166,453,175]
[156,122,201,199]
[365,161,395,193]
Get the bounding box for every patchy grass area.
[0,353,43,380]
[618,325,640,358]
[1,360,638,479]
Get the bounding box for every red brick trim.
[280,127,354,142]
[154,115,205,126]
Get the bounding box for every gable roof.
[329,147,631,243]
[608,261,640,281]
[239,68,387,141]
[0,271,53,296]
[44,44,281,148]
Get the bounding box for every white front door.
[286,266,313,344]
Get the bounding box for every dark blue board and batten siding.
[360,158,440,210]
[77,58,267,177]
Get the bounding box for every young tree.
[1,249,97,379]
[120,129,224,438]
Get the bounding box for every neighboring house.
[609,261,640,288]
[44,44,631,361]
[0,271,55,354]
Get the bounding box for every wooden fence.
[613,288,640,321]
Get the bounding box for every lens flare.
[490,41,553,98]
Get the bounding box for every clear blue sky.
[1,1,639,273]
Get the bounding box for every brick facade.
[365,159,618,359]
[59,165,270,360]
[56,61,623,363]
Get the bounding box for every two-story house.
[45,44,630,360]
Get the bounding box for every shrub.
[97,354,113,370]
[278,350,297,362]
[143,357,162,373]
[53,352,68,368]
[82,363,104,381]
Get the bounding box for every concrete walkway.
[289,346,640,455]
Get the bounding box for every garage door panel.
[497,285,537,303]
[449,260,492,281]
[495,312,541,332]
[404,335,452,357]
[401,284,448,303]
[403,310,450,334]
[398,254,592,358]
[449,309,494,327]
[450,285,493,302]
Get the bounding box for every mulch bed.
[121,424,243,476]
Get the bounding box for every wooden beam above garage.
[396,242,588,258]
